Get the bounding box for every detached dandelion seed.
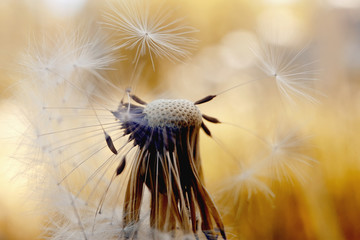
[252,40,319,104]
[218,167,275,221]
[230,168,275,201]
[265,128,316,184]
[103,0,197,69]
[20,23,119,95]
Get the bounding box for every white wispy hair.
[12,22,124,234]
[103,0,197,69]
[264,127,317,184]
[220,166,275,202]
[19,23,119,98]
[13,23,118,173]
[15,101,134,239]
[252,40,319,104]
[215,164,275,227]
[40,179,125,240]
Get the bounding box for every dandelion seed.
[103,0,197,70]
[252,40,319,104]
[239,169,273,195]
[219,166,275,206]
[20,23,119,95]
[265,127,316,184]
[216,165,275,227]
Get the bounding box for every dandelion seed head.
[110,95,226,239]
[143,99,202,128]
[112,98,204,150]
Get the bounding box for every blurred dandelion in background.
[1,0,360,240]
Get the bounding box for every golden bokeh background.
[1,0,360,239]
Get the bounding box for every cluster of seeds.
[143,99,203,128]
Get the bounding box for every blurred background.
[1,0,360,239]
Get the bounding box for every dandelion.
[10,1,321,240]
[111,94,226,239]
[21,85,227,239]
[18,42,228,238]
[15,9,224,238]
[15,29,319,240]
[103,0,197,69]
